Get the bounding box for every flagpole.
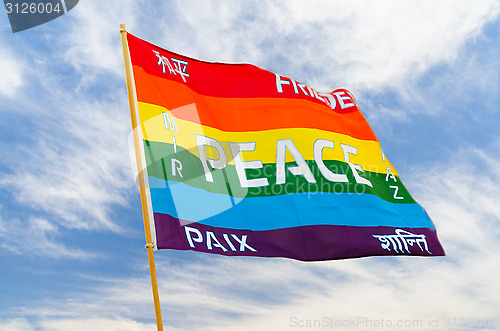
[119,23,164,331]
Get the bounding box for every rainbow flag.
[125,33,444,261]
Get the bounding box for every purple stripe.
[154,213,445,261]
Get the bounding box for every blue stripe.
[148,176,435,231]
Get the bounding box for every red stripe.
[128,33,357,113]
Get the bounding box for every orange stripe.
[132,66,378,142]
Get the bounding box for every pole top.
[119,23,126,33]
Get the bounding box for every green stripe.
[144,140,416,204]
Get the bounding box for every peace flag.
[125,32,444,261]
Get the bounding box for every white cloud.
[321,0,500,91]
[0,317,155,331]
[0,216,95,259]
[370,27,500,123]
[8,233,499,331]
[0,45,24,97]
[3,273,157,330]
[0,318,33,331]
[39,318,155,331]
[161,0,500,94]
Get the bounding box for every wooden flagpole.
[119,23,164,331]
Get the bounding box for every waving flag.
[124,32,444,261]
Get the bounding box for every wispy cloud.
[0,318,32,331]
[159,0,500,94]
[3,272,156,330]
[0,316,155,331]
[38,318,155,331]
[0,91,133,232]
[410,143,500,258]
[6,210,499,331]
[0,42,24,97]
[0,215,96,259]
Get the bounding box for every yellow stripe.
[138,102,398,176]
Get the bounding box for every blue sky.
[1,1,500,330]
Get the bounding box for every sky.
[0,1,499,330]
